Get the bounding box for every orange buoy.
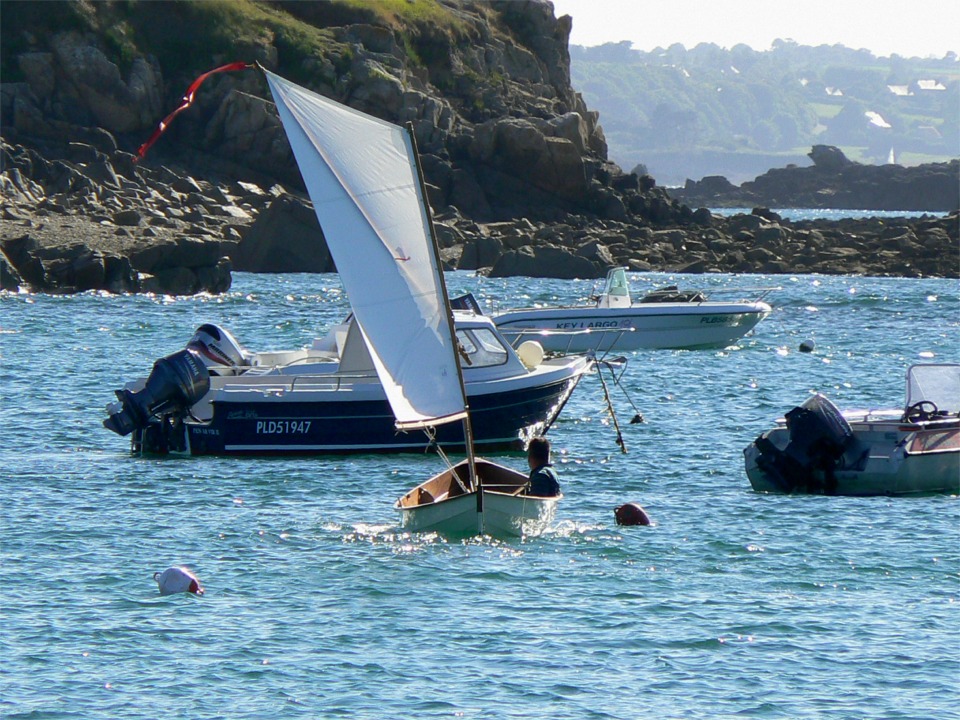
[154,566,204,596]
[614,502,651,526]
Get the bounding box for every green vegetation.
[570,41,959,182]
[338,0,467,35]
[0,0,487,94]
[123,1,334,81]
[0,0,347,84]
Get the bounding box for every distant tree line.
[570,40,959,179]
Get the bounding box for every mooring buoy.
[614,502,651,526]
[154,566,204,596]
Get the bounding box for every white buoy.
[799,339,816,353]
[154,566,204,596]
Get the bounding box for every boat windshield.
[604,268,629,298]
[457,328,508,368]
[598,268,631,309]
[906,364,960,415]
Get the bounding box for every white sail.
[264,70,466,429]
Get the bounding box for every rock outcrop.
[671,146,960,213]
[1,139,247,293]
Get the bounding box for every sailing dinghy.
[263,69,562,536]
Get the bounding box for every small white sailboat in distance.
[264,69,562,537]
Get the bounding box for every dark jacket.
[528,463,560,496]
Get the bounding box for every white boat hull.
[396,458,560,537]
[744,371,960,497]
[745,422,960,496]
[494,301,771,353]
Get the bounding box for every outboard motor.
[753,393,854,494]
[103,348,210,437]
[186,323,248,376]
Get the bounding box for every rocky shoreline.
[2,138,957,294]
[2,4,957,293]
[670,145,959,213]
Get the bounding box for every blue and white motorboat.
[103,313,590,456]
[103,68,593,466]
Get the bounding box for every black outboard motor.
[753,393,854,494]
[103,349,210,437]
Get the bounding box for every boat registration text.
[256,420,313,434]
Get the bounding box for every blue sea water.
[1,270,958,720]
[708,208,951,221]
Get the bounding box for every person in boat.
[526,437,560,496]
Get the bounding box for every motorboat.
[104,68,594,463]
[492,267,773,353]
[103,313,591,456]
[744,364,960,496]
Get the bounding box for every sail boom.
[395,411,469,432]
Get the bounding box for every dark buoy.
[629,413,645,424]
[799,339,816,353]
[154,566,204,596]
[614,502,651,526]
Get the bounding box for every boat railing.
[219,370,381,394]
[493,286,780,314]
[498,326,634,355]
[682,286,781,304]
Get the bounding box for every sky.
[550,0,960,59]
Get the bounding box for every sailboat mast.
[404,124,482,523]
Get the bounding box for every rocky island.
[1,0,957,295]
[670,145,959,213]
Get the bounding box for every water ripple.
[2,272,958,719]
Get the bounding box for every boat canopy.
[264,70,466,430]
[906,364,960,415]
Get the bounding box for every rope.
[423,426,470,493]
[596,362,627,453]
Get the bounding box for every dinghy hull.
[396,458,560,537]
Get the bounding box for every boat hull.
[744,422,960,496]
[494,302,770,353]
[134,362,586,456]
[395,458,560,537]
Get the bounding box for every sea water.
[1,270,958,719]
[708,208,951,221]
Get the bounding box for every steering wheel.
[904,400,938,422]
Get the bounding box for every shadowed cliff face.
[0,0,688,225]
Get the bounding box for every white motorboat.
[744,364,960,496]
[492,267,773,353]
[253,68,559,535]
